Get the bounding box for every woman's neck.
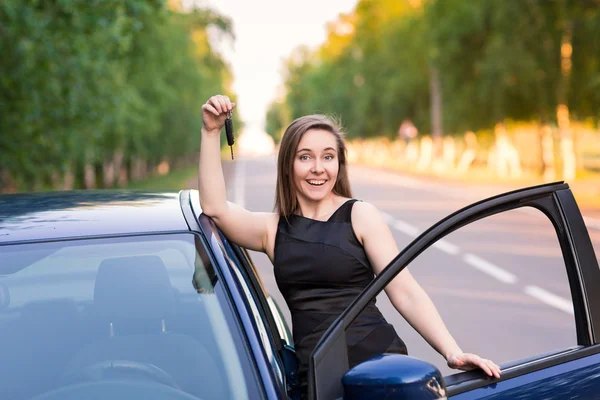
[296,195,345,220]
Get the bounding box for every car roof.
[0,190,192,244]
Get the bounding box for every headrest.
[94,255,175,321]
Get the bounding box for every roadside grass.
[124,165,198,191]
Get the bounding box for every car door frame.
[222,237,300,396]
[307,182,600,400]
[227,240,293,349]
[182,190,295,399]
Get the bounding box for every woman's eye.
[324,155,334,161]
[300,155,310,161]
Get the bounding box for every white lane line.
[380,211,395,224]
[384,214,461,255]
[525,285,574,315]
[463,253,518,284]
[433,240,461,255]
[584,216,600,231]
[381,208,575,315]
[392,220,420,237]
[235,159,245,207]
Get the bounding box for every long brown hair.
[274,114,353,218]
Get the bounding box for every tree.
[0,0,235,191]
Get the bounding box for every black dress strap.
[328,199,360,223]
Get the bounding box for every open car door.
[308,182,600,400]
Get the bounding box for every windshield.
[0,234,260,400]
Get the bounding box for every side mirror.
[342,354,446,399]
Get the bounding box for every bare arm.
[353,202,501,378]
[198,95,274,253]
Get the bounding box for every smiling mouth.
[307,180,326,186]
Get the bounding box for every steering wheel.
[62,360,180,390]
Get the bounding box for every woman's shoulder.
[350,199,380,216]
[350,201,388,240]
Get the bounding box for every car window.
[0,234,260,400]
[374,207,576,376]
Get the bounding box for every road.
[194,155,600,376]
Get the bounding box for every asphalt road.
[195,155,600,376]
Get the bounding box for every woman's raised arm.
[198,95,275,253]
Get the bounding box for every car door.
[228,242,294,349]
[307,182,600,400]
[223,240,301,397]
[181,190,283,399]
[184,189,299,398]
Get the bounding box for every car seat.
[63,255,228,399]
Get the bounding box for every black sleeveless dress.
[273,199,408,391]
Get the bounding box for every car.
[0,190,297,400]
[0,182,598,400]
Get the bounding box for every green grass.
[124,165,198,191]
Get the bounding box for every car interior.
[0,246,245,400]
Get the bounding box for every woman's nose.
[312,160,324,173]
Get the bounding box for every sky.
[199,0,359,135]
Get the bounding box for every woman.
[198,95,501,392]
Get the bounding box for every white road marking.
[363,188,577,314]
[387,216,460,255]
[525,285,574,315]
[433,239,461,255]
[584,216,600,231]
[463,253,518,284]
[380,211,395,224]
[235,159,245,207]
[384,210,576,315]
[392,219,420,237]
[385,215,461,256]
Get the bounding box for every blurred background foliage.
[268,0,600,138]
[0,0,238,191]
[266,0,600,182]
[2,0,599,192]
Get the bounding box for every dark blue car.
[0,183,598,400]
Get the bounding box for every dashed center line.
[525,286,574,315]
[463,253,518,284]
[584,216,600,231]
[392,220,420,237]
[433,239,461,255]
[384,212,460,255]
[379,211,395,224]
[383,213,574,314]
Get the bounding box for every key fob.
[225,111,234,160]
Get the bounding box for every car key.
[225,110,235,160]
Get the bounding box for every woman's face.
[293,128,340,203]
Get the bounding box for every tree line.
[0,0,236,191]
[266,0,600,178]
